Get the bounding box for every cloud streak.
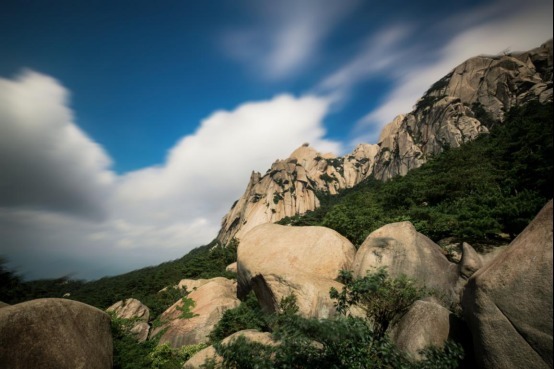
[221,0,360,80]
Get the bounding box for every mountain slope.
[218,40,553,244]
[373,40,552,180]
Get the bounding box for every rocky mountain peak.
[217,40,552,244]
[216,143,379,244]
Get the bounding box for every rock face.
[352,221,459,304]
[237,224,356,318]
[183,329,276,369]
[0,298,112,369]
[462,200,553,369]
[217,143,379,244]
[373,40,552,180]
[150,277,240,348]
[216,42,552,244]
[107,298,150,342]
[389,300,452,360]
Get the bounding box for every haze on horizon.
[0,0,552,280]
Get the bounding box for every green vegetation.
[204,271,463,369]
[1,238,238,313]
[280,102,553,249]
[177,296,198,319]
[331,268,426,338]
[110,314,207,369]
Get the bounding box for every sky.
[0,0,552,280]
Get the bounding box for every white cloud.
[0,70,115,219]
[222,0,360,80]
[0,74,338,279]
[114,94,339,223]
[352,0,553,144]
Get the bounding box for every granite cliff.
[217,40,552,245]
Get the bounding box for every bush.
[331,268,426,339]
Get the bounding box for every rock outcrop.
[352,221,459,305]
[373,40,552,180]
[150,277,240,348]
[389,299,452,360]
[216,42,552,244]
[237,223,356,318]
[183,329,277,369]
[217,143,379,244]
[107,298,150,342]
[0,298,112,369]
[462,200,553,369]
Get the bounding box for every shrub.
[330,268,426,339]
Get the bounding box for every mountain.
[217,143,379,245]
[217,40,553,245]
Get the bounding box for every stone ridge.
[217,40,553,245]
[217,143,379,245]
[373,39,552,180]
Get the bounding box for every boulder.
[0,298,112,369]
[177,278,212,292]
[237,224,356,318]
[225,262,238,273]
[0,301,9,309]
[389,300,451,360]
[150,277,240,348]
[462,200,553,369]
[458,242,483,279]
[183,329,276,369]
[352,221,459,305]
[107,298,150,342]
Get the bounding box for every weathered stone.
[107,298,151,342]
[459,242,483,279]
[177,278,212,292]
[373,41,552,181]
[183,329,276,369]
[150,277,240,348]
[462,200,553,369]
[107,297,150,321]
[389,300,451,360]
[0,298,112,369]
[352,221,459,305]
[217,143,379,245]
[225,262,237,273]
[237,224,356,318]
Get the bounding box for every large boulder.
[0,298,112,369]
[389,300,451,360]
[352,221,459,304]
[237,224,356,318]
[462,200,553,369]
[107,298,150,342]
[150,277,240,348]
[183,329,276,369]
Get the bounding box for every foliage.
[205,315,463,369]
[177,296,198,319]
[111,314,158,369]
[331,269,426,339]
[204,275,462,369]
[209,292,269,342]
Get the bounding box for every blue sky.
[0,0,552,280]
